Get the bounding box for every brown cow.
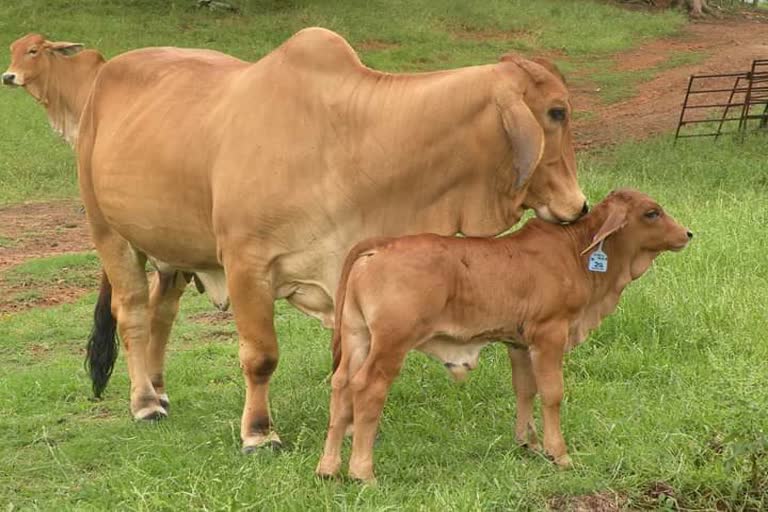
[3,33,105,146]
[318,189,692,482]
[78,27,587,451]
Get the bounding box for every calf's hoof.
[553,454,573,468]
[158,393,170,411]
[315,457,341,479]
[349,473,377,486]
[348,464,376,485]
[242,431,283,454]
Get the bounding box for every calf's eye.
[644,210,660,220]
[548,108,567,122]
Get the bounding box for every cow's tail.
[85,271,119,398]
[331,237,391,373]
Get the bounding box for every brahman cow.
[3,33,105,146]
[318,189,692,482]
[78,27,587,452]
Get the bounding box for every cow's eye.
[548,107,567,122]
[28,47,38,55]
[644,209,660,220]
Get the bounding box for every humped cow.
[78,27,587,452]
[3,33,105,146]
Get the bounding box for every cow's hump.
[275,27,364,74]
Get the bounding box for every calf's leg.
[317,327,371,477]
[530,343,570,467]
[347,346,405,483]
[507,346,540,450]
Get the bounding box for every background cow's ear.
[499,98,544,190]
[530,57,566,85]
[46,41,85,56]
[581,204,628,254]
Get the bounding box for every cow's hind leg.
[145,271,188,411]
[507,346,540,451]
[317,326,371,478]
[96,234,166,420]
[223,257,282,452]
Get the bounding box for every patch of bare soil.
[0,200,94,315]
[572,17,768,148]
[189,310,233,325]
[548,491,627,512]
[0,199,92,271]
[0,283,92,316]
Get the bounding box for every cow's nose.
[2,73,16,86]
[686,231,693,240]
[581,201,589,216]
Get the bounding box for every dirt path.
[572,16,768,148]
[0,200,93,272]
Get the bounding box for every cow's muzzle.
[2,73,18,86]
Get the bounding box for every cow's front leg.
[224,259,281,452]
[145,271,187,412]
[507,345,539,451]
[530,338,570,467]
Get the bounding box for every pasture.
[1,1,767,510]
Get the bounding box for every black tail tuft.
[85,271,118,398]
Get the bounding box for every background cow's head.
[3,33,84,89]
[501,55,587,224]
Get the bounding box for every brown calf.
[317,189,692,482]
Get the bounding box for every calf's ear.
[46,41,85,56]
[581,204,628,255]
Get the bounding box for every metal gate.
[674,59,768,142]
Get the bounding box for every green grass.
[4,1,765,509]
[2,252,100,288]
[0,0,684,204]
[2,134,767,510]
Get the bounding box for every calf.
[317,189,692,482]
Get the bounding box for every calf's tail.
[85,271,119,398]
[331,237,391,372]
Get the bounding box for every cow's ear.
[581,203,628,255]
[499,98,544,190]
[46,41,84,56]
[530,57,566,85]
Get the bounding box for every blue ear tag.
[587,240,608,273]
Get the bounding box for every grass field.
[2,1,768,510]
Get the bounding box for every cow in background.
[3,33,105,146]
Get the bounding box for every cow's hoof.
[134,405,168,421]
[242,432,283,454]
[158,393,170,411]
